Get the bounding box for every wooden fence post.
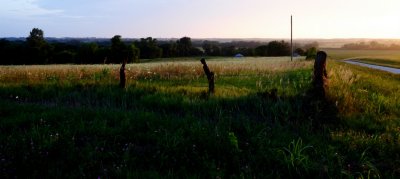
[312,51,328,98]
[119,60,126,88]
[200,58,215,94]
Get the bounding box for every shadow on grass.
[0,83,344,178]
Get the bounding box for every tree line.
[341,41,400,50]
[0,28,316,65]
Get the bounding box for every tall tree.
[78,42,99,64]
[26,28,46,47]
[26,28,50,64]
[177,37,193,56]
[110,35,125,63]
[110,35,140,63]
[221,45,236,56]
[267,41,290,56]
[136,37,162,59]
[127,44,140,63]
[160,42,178,58]
[202,41,221,56]
[255,45,268,56]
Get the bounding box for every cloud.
[0,0,63,18]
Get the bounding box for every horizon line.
[3,36,400,40]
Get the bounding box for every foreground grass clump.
[0,57,399,178]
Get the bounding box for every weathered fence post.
[119,60,127,88]
[200,58,215,94]
[312,51,328,98]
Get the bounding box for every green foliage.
[109,35,140,63]
[1,28,307,65]
[202,41,221,56]
[177,37,193,56]
[255,45,268,56]
[160,42,178,58]
[127,44,140,63]
[26,28,46,48]
[26,28,51,64]
[254,41,290,57]
[136,37,162,59]
[228,132,239,150]
[267,40,290,56]
[78,42,100,64]
[295,48,305,56]
[279,138,313,175]
[110,35,125,63]
[305,47,317,60]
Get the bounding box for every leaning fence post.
[200,58,215,94]
[119,60,126,88]
[312,51,328,98]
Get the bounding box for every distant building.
[234,53,244,58]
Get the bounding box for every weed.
[279,138,314,175]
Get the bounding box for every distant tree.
[26,28,51,64]
[127,44,140,63]
[305,47,317,60]
[177,37,193,56]
[267,40,290,56]
[221,46,236,56]
[97,47,110,64]
[210,45,221,56]
[369,41,385,50]
[389,43,400,50]
[237,47,255,56]
[110,35,125,63]
[255,45,268,56]
[202,41,213,55]
[294,48,305,56]
[110,35,141,63]
[78,43,99,64]
[341,41,397,50]
[0,39,13,64]
[53,50,76,64]
[26,28,46,47]
[1,40,27,65]
[190,47,203,56]
[160,42,178,58]
[202,41,221,56]
[136,37,162,59]
[49,42,80,64]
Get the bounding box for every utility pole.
[291,15,293,61]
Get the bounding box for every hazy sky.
[1,0,400,38]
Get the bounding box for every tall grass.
[0,56,399,178]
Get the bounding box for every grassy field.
[324,48,400,69]
[1,56,399,178]
[348,58,400,69]
[324,49,400,60]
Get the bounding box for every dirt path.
[343,60,400,74]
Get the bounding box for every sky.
[1,0,400,39]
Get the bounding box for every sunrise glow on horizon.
[1,0,400,39]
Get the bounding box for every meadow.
[323,49,400,70]
[0,55,399,178]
